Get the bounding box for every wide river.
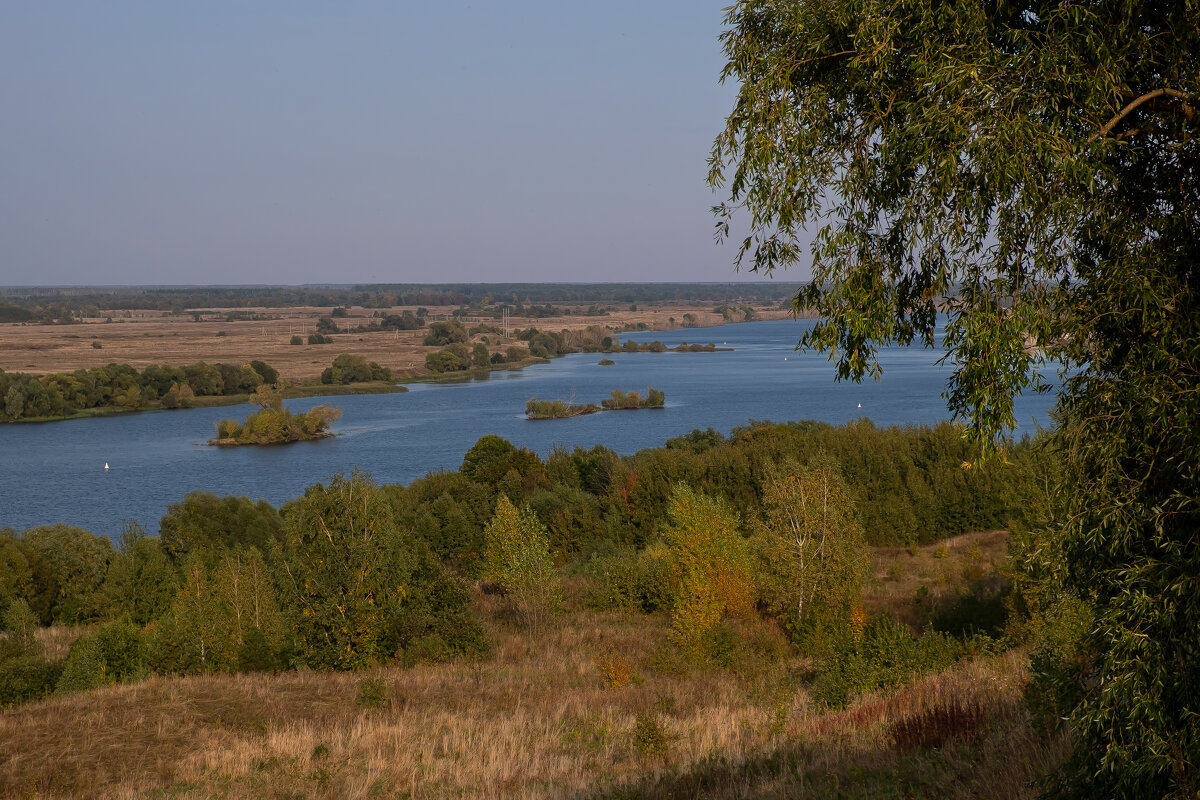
[0,319,1057,537]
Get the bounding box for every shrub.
[595,650,634,689]
[355,676,389,709]
[56,620,147,694]
[583,544,673,613]
[632,712,672,764]
[0,656,62,708]
[238,626,278,672]
[401,633,451,667]
[888,699,989,752]
[0,599,41,660]
[55,635,105,694]
[932,579,1009,638]
[93,620,148,682]
[810,616,963,708]
[290,335,304,345]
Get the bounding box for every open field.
[864,530,1010,631]
[0,303,792,383]
[4,615,1063,800]
[3,534,1066,800]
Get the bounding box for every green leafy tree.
[168,556,227,671]
[248,360,278,385]
[320,353,392,384]
[160,381,195,409]
[460,434,545,489]
[151,546,284,675]
[21,524,113,624]
[0,598,60,708]
[158,492,284,567]
[482,496,560,635]
[471,342,491,368]
[277,472,417,669]
[0,530,32,623]
[751,461,867,650]
[0,598,40,660]
[105,522,176,626]
[423,320,468,346]
[710,2,1198,794]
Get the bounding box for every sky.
[0,2,805,287]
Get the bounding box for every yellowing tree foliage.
[483,495,560,635]
[661,483,753,661]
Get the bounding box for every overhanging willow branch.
[1090,87,1192,142]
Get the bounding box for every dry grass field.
[0,303,792,383]
[863,530,1010,631]
[1,536,1067,800]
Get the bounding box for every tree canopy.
[710,1,1198,795]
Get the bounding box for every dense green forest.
[0,419,1049,709]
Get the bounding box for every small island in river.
[210,384,342,446]
[524,398,602,419]
[601,387,665,410]
[526,387,664,419]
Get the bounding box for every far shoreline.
[1,314,787,425]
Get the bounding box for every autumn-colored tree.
[250,382,284,411]
[482,495,560,635]
[751,462,867,651]
[661,483,754,661]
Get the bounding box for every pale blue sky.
[0,2,798,286]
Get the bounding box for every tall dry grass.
[1,578,1065,799]
[864,530,1010,629]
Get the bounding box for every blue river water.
[0,319,1058,538]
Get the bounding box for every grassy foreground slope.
[0,537,1066,800]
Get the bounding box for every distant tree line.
[0,360,279,421]
[0,351,398,423]
[0,283,799,316]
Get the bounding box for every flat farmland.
[0,303,791,382]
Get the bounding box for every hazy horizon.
[0,3,811,288]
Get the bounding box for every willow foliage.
[711,2,1198,794]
